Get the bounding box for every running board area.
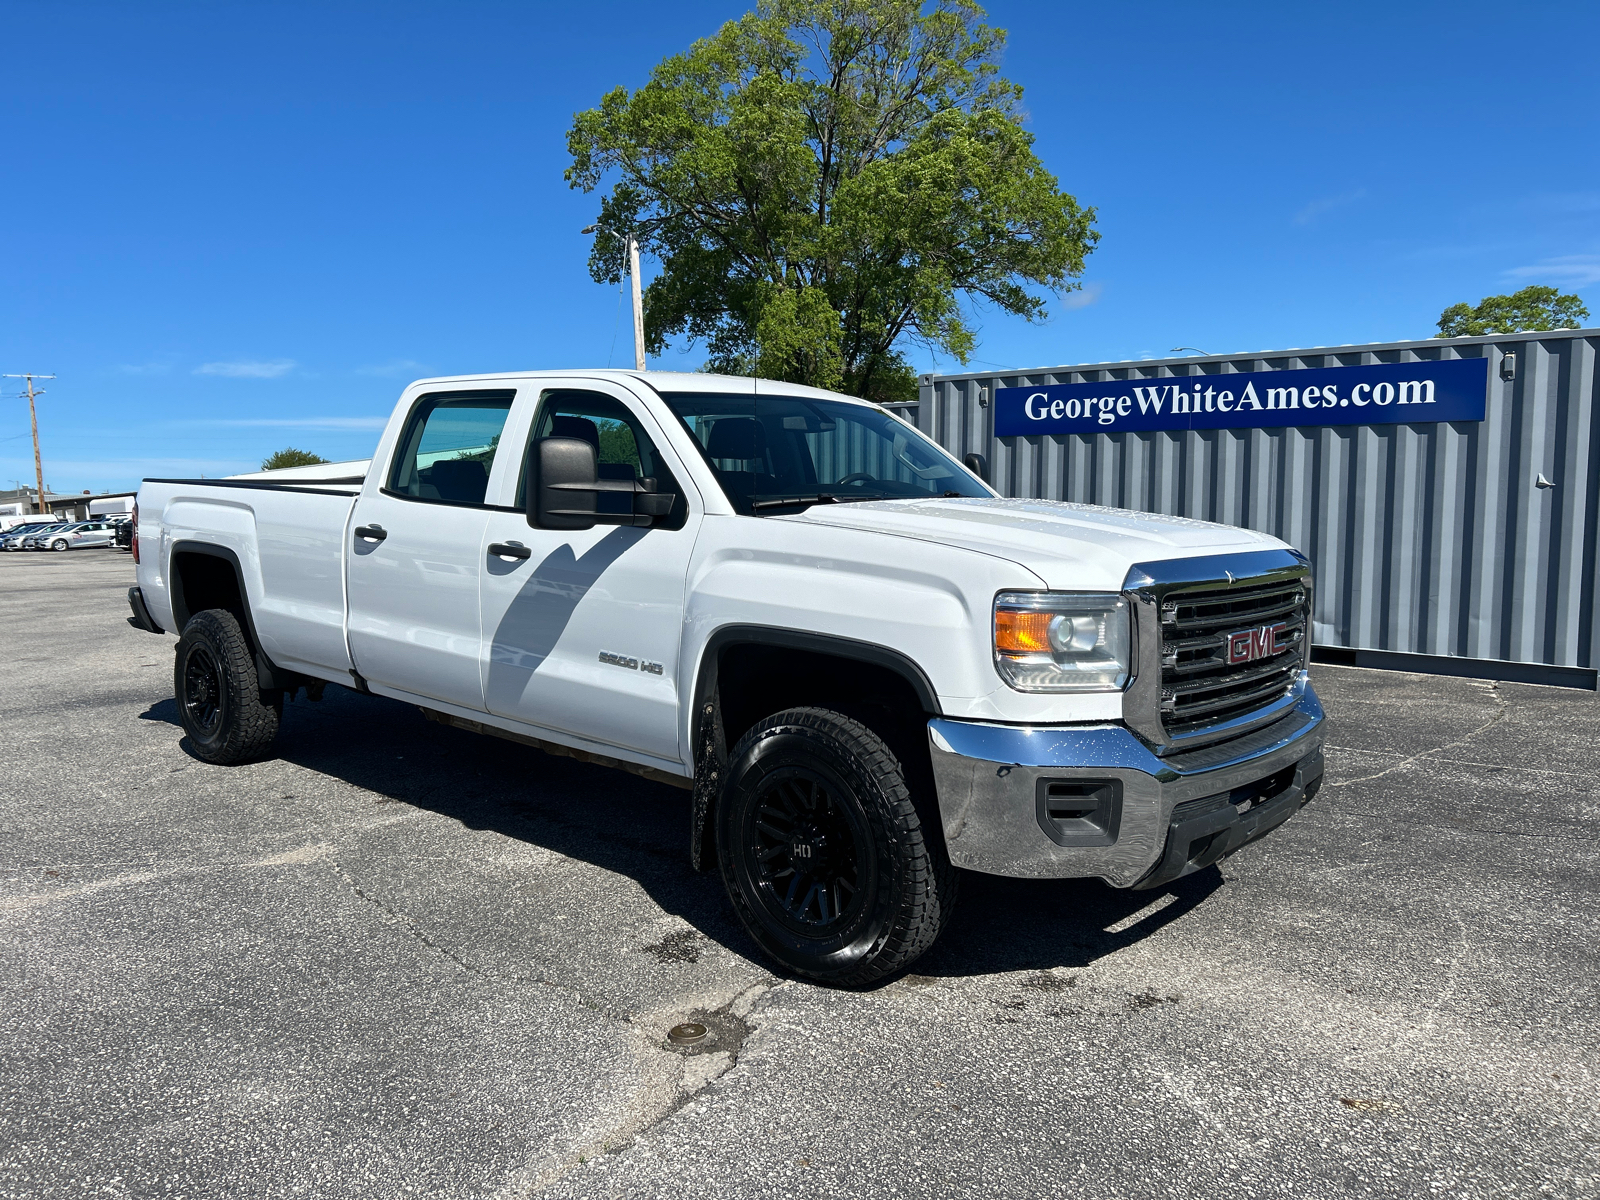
[417,707,692,791]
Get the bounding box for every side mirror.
[529,436,599,530]
[635,486,674,518]
[963,452,989,484]
[528,437,678,530]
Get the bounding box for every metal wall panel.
[916,330,1600,670]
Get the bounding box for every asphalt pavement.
[1,550,1596,1199]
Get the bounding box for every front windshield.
[661,392,989,515]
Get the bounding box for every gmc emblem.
[1227,621,1288,666]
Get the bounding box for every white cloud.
[194,359,296,378]
[1294,188,1367,226]
[196,417,389,431]
[353,359,428,377]
[117,362,172,376]
[1523,192,1600,215]
[1398,241,1519,262]
[0,454,257,480]
[1503,255,1600,287]
[1060,281,1103,310]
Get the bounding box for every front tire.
[51,539,69,551]
[173,609,281,764]
[716,707,956,987]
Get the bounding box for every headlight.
[993,592,1131,693]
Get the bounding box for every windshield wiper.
[751,494,838,511]
[750,492,890,512]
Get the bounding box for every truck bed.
[136,474,363,684]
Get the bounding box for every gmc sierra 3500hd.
[129,370,1326,986]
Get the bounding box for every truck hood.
[787,497,1284,591]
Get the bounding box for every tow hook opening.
[1035,778,1122,847]
[1227,764,1297,814]
[1186,829,1226,866]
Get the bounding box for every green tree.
[261,447,330,471]
[453,434,500,464]
[566,0,1097,403]
[595,420,640,468]
[1435,285,1590,338]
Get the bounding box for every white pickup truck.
[129,370,1326,985]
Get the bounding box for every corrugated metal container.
[915,329,1600,686]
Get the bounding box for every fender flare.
[167,540,299,691]
[686,624,942,870]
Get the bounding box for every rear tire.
[716,707,956,987]
[174,609,281,764]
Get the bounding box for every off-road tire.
[716,707,957,987]
[174,609,281,764]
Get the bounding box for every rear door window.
[387,390,516,506]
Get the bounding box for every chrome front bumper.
[927,673,1326,887]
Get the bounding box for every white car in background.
[0,521,64,550]
[29,521,118,551]
[10,523,74,550]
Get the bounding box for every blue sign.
[994,357,1488,437]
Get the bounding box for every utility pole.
[582,224,648,371]
[627,234,646,371]
[3,374,54,515]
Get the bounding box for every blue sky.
[3,0,1596,493]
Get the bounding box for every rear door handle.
[355,524,387,542]
[488,542,531,561]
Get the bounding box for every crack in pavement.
[493,980,780,1198]
[1329,682,1509,788]
[1323,754,1600,782]
[0,843,339,913]
[1327,812,1595,844]
[1151,1069,1255,1155]
[331,859,631,1021]
[328,858,789,1198]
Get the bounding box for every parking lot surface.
[2,550,1596,1199]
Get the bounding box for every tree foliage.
[1436,286,1590,338]
[595,420,640,467]
[261,447,329,471]
[566,0,1097,402]
[453,434,500,464]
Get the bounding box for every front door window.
[388,391,514,506]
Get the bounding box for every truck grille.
[1158,577,1308,738]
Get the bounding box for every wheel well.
[713,642,936,791]
[168,544,299,690]
[170,549,248,638]
[685,637,944,873]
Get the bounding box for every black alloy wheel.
[181,644,225,737]
[716,707,956,987]
[744,766,870,937]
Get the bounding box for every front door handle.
[488,541,531,561]
[355,524,388,542]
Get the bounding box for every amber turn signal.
[995,608,1053,654]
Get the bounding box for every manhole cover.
[668,1022,708,1046]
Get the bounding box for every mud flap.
[689,697,727,871]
